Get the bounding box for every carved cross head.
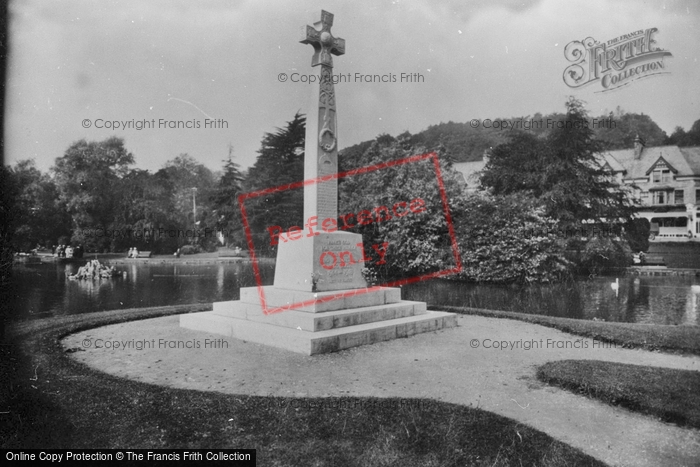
[300,10,345,68]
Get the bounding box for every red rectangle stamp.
[238,151,462,314]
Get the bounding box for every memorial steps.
[180,286,456,355]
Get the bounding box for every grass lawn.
[434,305,700,431]
[537,360,700,429]
[433,305,700,355]
[0,305,605,466]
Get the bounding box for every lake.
[6,260,699,326]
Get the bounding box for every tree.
[52,137,134,251]
[479,131,546,197]
[480,97,639,273]
[211,145,245,247]
[243,112,306,254]
[594,110,668,150]
[481,97,637,231]
[0,165,19,267]
[155,153,217,250]
[337,138,571,283]
[455,193,570,283]
[0,165,17,338]
[338,139,466,280]
[667,119,700,146]
[108,168,173,252]
[8,160,70,251]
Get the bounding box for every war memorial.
[180,10,457,354]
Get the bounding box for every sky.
[4,0,700,174]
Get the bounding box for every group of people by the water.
[53,244,83,259]
[127,247,140,258]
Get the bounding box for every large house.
[454,137,700,243]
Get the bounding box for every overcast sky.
[4,0,699,174]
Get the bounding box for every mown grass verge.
[432,305,700,355]
[537,360,700,429]
[433,305,700,430]
[0,305,605,466]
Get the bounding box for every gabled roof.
[452,145,700,188]
[680,147,700,174]
[604,145,700,180]
[599,153,626,173]
[644,156,678,175]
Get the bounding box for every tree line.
[3,138,242,255]
[337,97,649,283]
[2,112,308,259]
[341,107,700,164]
[3,98,673,284]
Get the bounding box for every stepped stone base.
[180,286,457,355]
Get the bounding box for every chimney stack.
[633,134,645,159]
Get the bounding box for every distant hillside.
[341,110,698,163]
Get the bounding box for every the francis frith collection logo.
[563,28,672,92]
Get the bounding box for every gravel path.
[63,314,700,467]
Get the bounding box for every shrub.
[198,235,219,253]
[579,237,632,274]
[625,217,650,253]
[179,244,200,255]
[455,193,571,283]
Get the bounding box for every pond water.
[6,260,699,326]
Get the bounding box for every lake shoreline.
[8,260,700,326]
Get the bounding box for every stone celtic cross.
[301,10,346,68]
[271,10,364,292]
[300,10,345,224]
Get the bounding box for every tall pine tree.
[211,145,245,247]
[481,97,636,230]
[243,112,305,254]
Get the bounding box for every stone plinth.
[180,286,457,355]
[274,231,366,292]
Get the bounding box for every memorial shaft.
[300,10,345,224]
[272,9,364,292]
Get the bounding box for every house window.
[674,190,684,204]
[696,189,700,203]
[652,217,687,228]
[653,191,666,205]
[652,169,671,183]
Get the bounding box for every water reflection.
[9,261,274,319]
[400,275,700,326]
[7,261,698,326]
